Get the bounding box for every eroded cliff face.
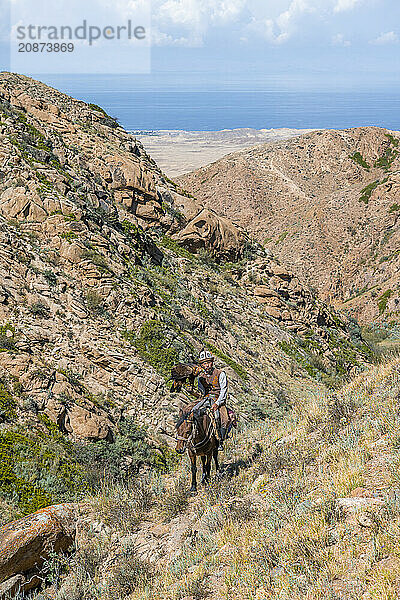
[178,127,400,323]
[0,73,246,262]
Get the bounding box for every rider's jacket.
[198,367,227,407]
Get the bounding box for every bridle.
[176,410,214,451]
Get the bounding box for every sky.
[0,0,399,91]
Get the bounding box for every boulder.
[0,188,47,222]
[173,208,243,261]
[270,265,291,279]
[64,404,112,440]
[135,201,163,222]
[0,504,77,586]
[263,306,282,319]
[106,155,157,200]
[253,286,279,298]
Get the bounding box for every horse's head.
[175,408,194,454]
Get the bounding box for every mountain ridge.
[178,126,400,324]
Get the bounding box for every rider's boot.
[218,427,227,450]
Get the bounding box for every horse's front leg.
[201,455,208,484]
[190,452,197,494]
[201,454,212,484]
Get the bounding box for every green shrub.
[0,425,87,515]
[0,383,16,421]
[378,290,392,315]
[161,476,189,519]
[0,323,16,353]
[375,147,399,170]
[160,235,195,260]
[74,417,159,484]
[362,325,390,345]
[87,103,119,128]
[123,320,180,377]
[85,289,104,315]
[104,543,155,598]
[60,231,78,241]
[57,368,84,392]
[359,180,379,204]
[275,231,288,244]
[29,301,50,318]
[43,269,57,286]
[385,133,399,147]
[87,103,108,115]
[81,249,109,271]
[349,152,370,170]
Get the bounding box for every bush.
[81,249,109,271]
[104,549,154,599]
[85,289,104,315]
[378,289,392,315]
[160,235,194,260]
[91,481,153,533]
[0,382,17,421]
[359,180,379,204]
[123,320,180,378]
[43,269,57,286]
[74,417,156,484]
[29,301,50,318]
[0,424,88,515]
[0,323,16,353]
[161,476,190,519]
[349,151,370,169]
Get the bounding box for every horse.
[175,405,219,494]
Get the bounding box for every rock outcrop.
[0,504,77,594]
[0,73,243,262]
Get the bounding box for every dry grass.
[29,357,400,600]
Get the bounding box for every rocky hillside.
[0,73,373,529]
[178,127,400,324]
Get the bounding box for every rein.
[191,417,213,450]
[176,410,214,452]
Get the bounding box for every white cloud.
[333,0,363,12]
[151,29,202,46]
[332,33,351,46]
[109,0,381,47]
[157,0,201,28]
[208,0,246,25]
[246,0,314,45]
[370,31,398,45]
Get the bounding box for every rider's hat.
[198,349,214,364]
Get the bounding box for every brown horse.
[175,405,219,494]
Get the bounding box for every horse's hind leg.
[213,448,220,473]
[201,455,208,485]
[190,453,197,494]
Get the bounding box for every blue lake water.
[39,76,400,131]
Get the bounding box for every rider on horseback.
[193,349,229,449]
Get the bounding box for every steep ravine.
[0,73,380,599]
